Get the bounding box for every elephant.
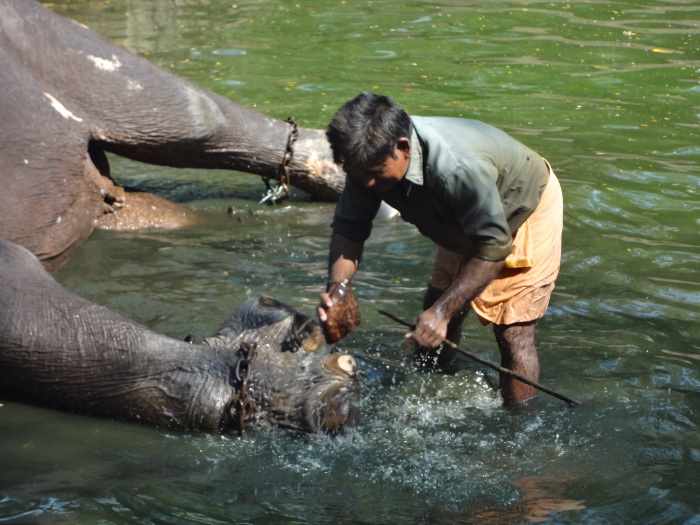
[0,239,360,434]
[0,0,345,271]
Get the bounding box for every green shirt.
[332,116,550,261]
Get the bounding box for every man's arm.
[408,256,505,347]
[318,231,364,322]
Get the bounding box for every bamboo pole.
[378,309,581,406]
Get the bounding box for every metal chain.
[225,342,257,436]
[291,317,313,348]
[259,116,298,205]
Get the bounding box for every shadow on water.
[2,0,699,523]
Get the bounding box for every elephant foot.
[105,184,126,210]
[288,127,345,201]
[95,190,202,230]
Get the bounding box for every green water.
[1,0,699,523]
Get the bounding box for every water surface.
[1,1,699,523]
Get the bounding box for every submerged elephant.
[0,0,345,271]
[0,239,359,434]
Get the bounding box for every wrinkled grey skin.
[0,0,345,271]
[0,239,359,434]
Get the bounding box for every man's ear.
[396,137,411,157]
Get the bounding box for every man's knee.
[494,321,540,405]
[494,321,537,351]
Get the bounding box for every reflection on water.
[3,0,700,523]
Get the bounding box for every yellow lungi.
[430,162,563,326]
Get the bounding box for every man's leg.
[493,321,539,405]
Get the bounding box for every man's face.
[352,138,411,192]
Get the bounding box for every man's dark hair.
[326,92,412,174]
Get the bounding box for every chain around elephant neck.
[260,116,298,205]
[225,342,257,436]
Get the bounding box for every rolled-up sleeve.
[331,176,382,243]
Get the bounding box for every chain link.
[225,342,257,436]
[259,116,298,205]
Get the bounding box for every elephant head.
[0,239,359,435]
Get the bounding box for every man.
[318,93,563,405]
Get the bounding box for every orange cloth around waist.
[431,164,563,325]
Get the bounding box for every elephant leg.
[0,0,348,272]
[86,142,198,231]
[95,191,201,230]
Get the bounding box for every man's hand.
[318,280,361,344]
[406,308,449,348]
[317,292,332,322]
[319,232,364,323]
[407,257,505,348]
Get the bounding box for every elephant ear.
[208,296,331,354]
[216,296,295,337]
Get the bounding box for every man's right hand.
[318,280,361,344]
[317,292,332,322]
[320,232,364,322]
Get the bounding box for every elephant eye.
[259,296,281,309]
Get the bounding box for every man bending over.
[318,92,563,405]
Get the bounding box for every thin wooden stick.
[378,309,581,406]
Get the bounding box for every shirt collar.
[404,128,424,185]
